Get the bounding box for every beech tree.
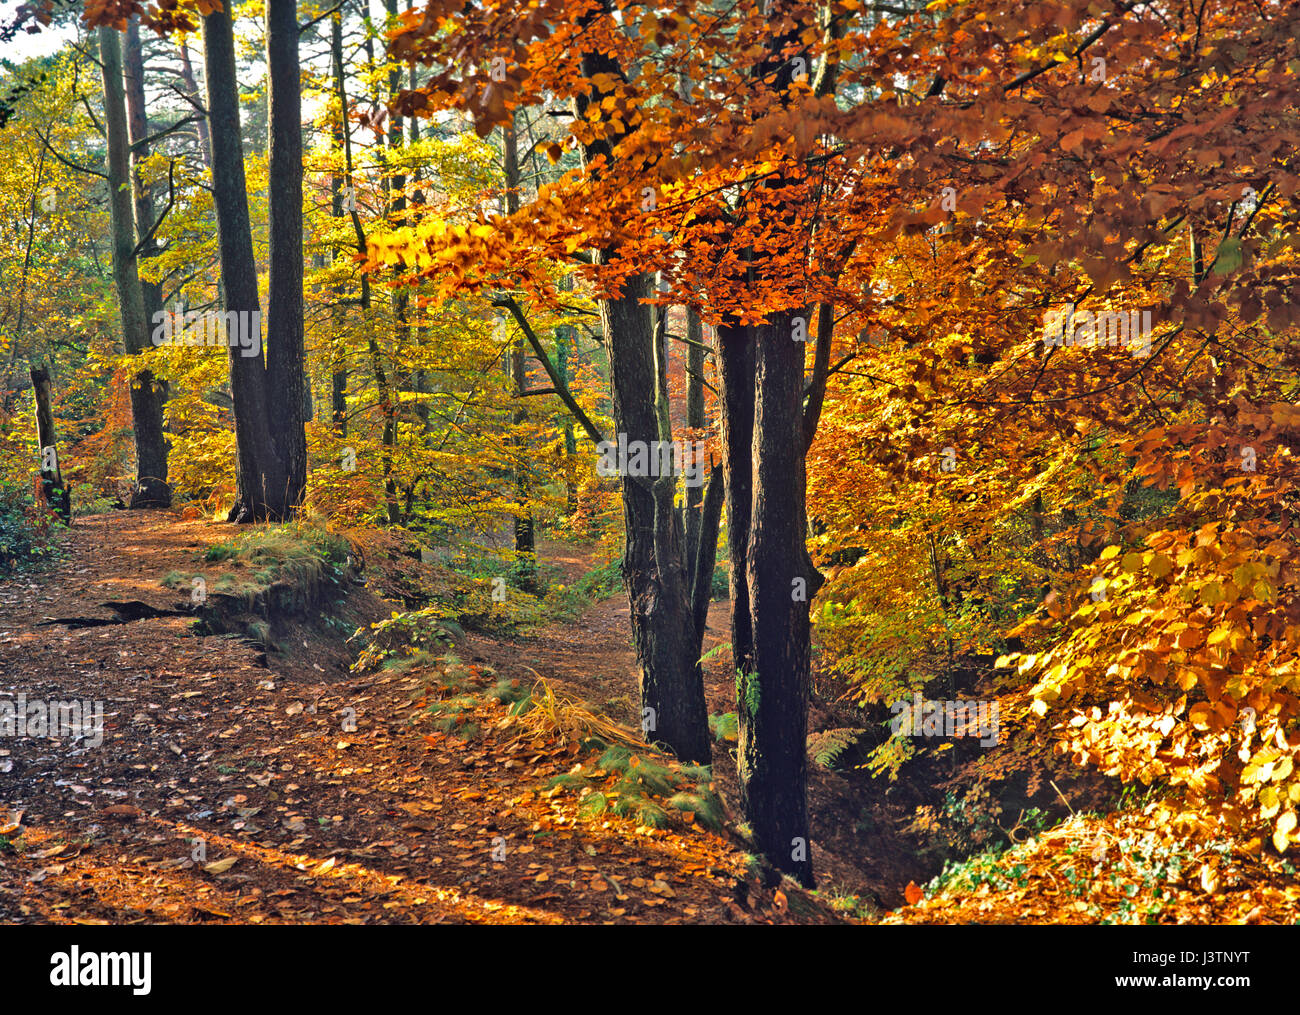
[99,23,171,508]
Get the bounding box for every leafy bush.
[711,561,729,600]
[0,480,60,574]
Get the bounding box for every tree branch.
[131,159,176,258]
[493,295,606,446]
[130,114,201,153]
[31,125,106,179]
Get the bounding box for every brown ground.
[470,538,939,911]
[0,512,835,924]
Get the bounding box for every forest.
[0,0,1297,937]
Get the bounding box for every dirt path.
[0,512,826,924]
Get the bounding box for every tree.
[201,0,290,521]
[99,23,170,508]
[264,0,307,513]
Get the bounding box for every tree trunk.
[720,13,823,886]
[738,313,821,888]
[202,3,285,521]
[684,305,706,567]
[555,312,578,515]
[100,24,170,508]
[598,273,710,763]
[265,0,308,513]
[503,113,537,587]
[329,9,350,437]
[31,365,70,523]
[716,319,756,672]
[177,40,212,167]
[571,17,710,764]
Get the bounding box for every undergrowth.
[546,741,727,834]
[164,522,351,611]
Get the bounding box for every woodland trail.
[0,512,811,924]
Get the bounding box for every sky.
[1,0,80,65]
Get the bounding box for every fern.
[807,727,867,770]
[736,669,761,716]
[698,641,731,665]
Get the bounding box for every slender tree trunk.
[503,112,536,586]
[716,319,756,672]
[265,0,308,513]
[554,299,577,515]
[355,8,398,521]
[31,365,70,523]
[100,25,169,507]
[690,464,724,645]
[8,147,46,400]
[178,40,212,167]
[122,19,171,507]
[684,305,706,567]
[329,10,350,436]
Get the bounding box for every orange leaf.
[904,881,923,905]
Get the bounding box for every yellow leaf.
[204,856,239,874]
[1274,811,1296,853]
[1199,582,1225,606]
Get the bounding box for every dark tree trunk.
[716,320,756,672]
[101,24,170,508]
[265,0,307,512]
[598,274,710,763]
[503,113,537,587]
[690,462,724,645]
[329,9,349,437]
[738,313,821,889]
[31,365,70,523]
[704,7,825,888]
[555,316,578,515]
[571,14,710,764]
[684,306,706,567]
[202,3,285,521]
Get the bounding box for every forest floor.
[6,511,1297,925]
[0,510,838,924]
